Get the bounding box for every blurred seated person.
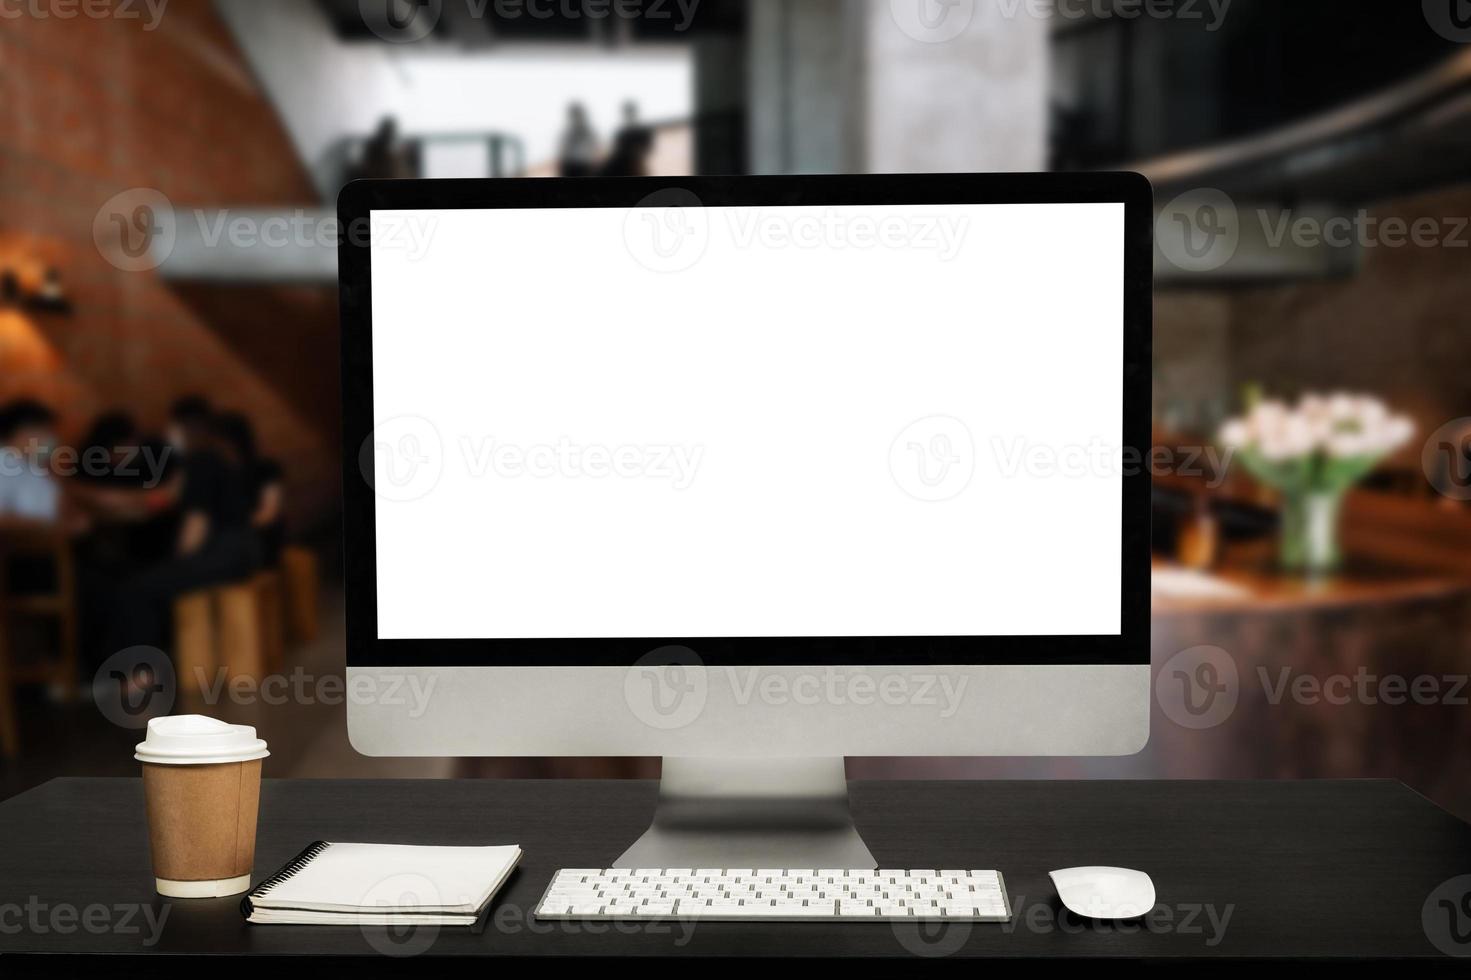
[600,101,654,178]
[69,411,181,673]
[71,412,179,671]
[214,412,287,567]
[0,399,87,600]
[69,411,180,567]
[557,102,600,178]
[69,411,179,530]
[165,395,209,461]
[83,412,136,475]
[107,400,260,653]
[0,399,61,529]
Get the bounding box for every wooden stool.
[281,546,319,645]
[172,576,276,704]
[172,591,215,710]
[0,529,79,702]
[215,582,267,681]
[252,570,286,675]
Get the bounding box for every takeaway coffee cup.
[136,715,269,898]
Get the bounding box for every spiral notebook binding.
[240,840,330,915]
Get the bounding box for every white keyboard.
[534,868,1011,922]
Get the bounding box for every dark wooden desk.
[1,778,1469,969]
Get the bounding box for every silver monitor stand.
[614,757,877,869]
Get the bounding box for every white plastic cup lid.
[135,715,269,766]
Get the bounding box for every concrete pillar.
[749,0,1049,174]
[748,0,865,173]
[693,34,749,174]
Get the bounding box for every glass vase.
[1278,489,1344,575]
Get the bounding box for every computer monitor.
[339,174,1152,867]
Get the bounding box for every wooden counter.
[1151,553,1471,616]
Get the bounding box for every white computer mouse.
[1049,866,1156,920]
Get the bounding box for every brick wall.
[0,1,339,527]
[1227,185,1471,433]
[1156,185,1471,438]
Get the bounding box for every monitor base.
[613,757,877,869]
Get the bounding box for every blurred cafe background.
[4,0,1471,815]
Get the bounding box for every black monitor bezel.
[340,173,1153,668]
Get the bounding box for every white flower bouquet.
[1218,393,1414,573]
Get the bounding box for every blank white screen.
[370,202,1123,639]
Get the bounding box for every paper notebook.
[241,842,523,925]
